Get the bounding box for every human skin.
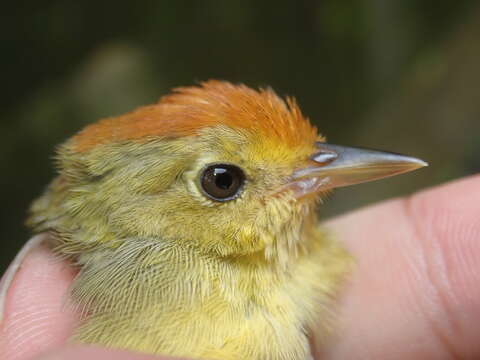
[1,174,479,360]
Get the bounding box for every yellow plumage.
[27,81,423,359]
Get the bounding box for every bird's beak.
[285,142,428,199]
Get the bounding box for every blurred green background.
[2,1,479,272]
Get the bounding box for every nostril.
[311,151,337,165]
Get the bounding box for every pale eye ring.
[200,164,245,202]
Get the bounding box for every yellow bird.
[27,81,426,360]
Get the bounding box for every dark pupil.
[201,164,245,201]
[214,168,233,190]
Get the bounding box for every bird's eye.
[200,164,245,201]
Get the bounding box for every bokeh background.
[2,1,479,272]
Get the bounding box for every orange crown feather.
[71,80,318,152]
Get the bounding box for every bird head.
[37,81,426,262]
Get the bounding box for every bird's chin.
[274,176,331,201]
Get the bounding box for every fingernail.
[0,234,47,325]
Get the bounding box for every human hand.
[1,175,479,360]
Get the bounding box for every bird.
[27,80,426,360]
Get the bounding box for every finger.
[35,345,184,360]
[0,234,45,324]
[0,235,78,360]
[318,174,480,359]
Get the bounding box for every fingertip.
[0,235,78,360]
[0,235,46,325]
[322,174,480,359]
[405,174,480,357]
